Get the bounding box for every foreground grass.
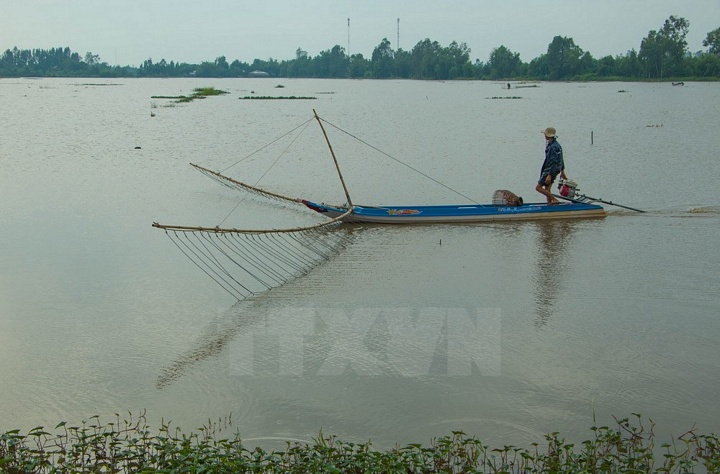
[1,412,719,473]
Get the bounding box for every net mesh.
[191,163,305,206]
[159,222,353,301]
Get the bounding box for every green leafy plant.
[1,412,718,473]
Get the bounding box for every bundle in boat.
[153,217,352,301]
[492,189,523,206]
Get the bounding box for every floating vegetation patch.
[73,83,123,86]
[487,96,524,99]
[513,82,540,88]
[688,206,720,214]
[239,95,317,100]
[176,95,204,103]
[315,91,335,94]
[193,87,229,97]
[151,86,229,103]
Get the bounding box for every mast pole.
[313,109,353,208]
[397,18,400,50]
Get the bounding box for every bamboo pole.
[313,109,354,208]
[152,207,353,233]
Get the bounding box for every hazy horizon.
[3,0,719,67]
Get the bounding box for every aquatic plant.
[192,87,229,97]
[238,95,317,100]
[151,86,229,103]
[1,412,718,473]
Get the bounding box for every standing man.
[536,127,567,204]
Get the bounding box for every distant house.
[248,70,270,78]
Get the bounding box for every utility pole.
[347,18,350,57]
[397,18,400,50]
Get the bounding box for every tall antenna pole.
[347,18,350,57]
[397,18,400,50]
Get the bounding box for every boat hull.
[303,200,606,224]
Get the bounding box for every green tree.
[615,49,641,77]
[314,45,348,78]
[215,55,229,75]
[595,55,616,77]
[639,15,689,77]
[691,52,720,76]
[348,53,369,78]
[545,36,585,79]
[250,58,280,76]
[285,48,310,77]
[411,39,441,79]
[393,49,413,78]
[526,54,548,79]
[577,51,596,77]
[371,38,394,78]
[443,41,473,78]
[84,52,100,65]
[229,59,248,77]
[195,61,217,77]
[703,27,720,54]
[487,45,523,79]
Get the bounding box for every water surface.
[1,78,719,449]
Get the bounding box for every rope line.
[182,232,252,297]
[319,117,479,204]
[165,230,247,300]
[218,117,315,174]
[219,234,287,285]
[199,233,273,290]
[216,118,315,227]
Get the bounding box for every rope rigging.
[217,116,315,175]
[215,118,315,227]
[197,111,480,224]
[319,116,479,204]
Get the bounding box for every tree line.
[2,16,719,80]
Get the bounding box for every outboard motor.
[559,179,579,198]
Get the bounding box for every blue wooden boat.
[151,111,645,300]
[302,199,606,224]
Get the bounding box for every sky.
[3,0,719,67]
